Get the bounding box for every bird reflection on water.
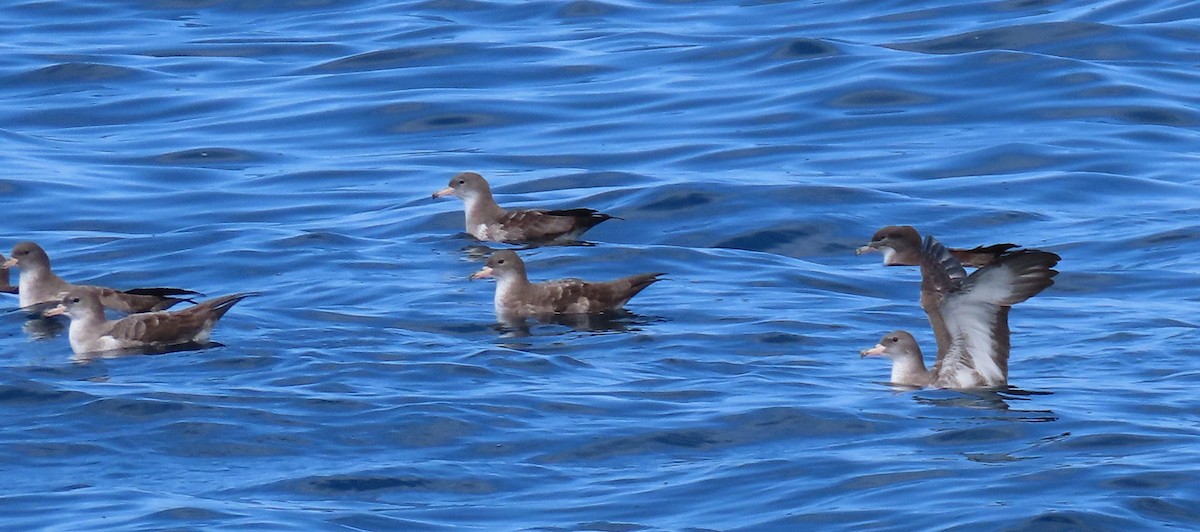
[493,310,664,339]
[20,314,64,340]
[909,386,1058,423]
[68,341,227,364]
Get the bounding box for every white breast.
[470,223,493,240]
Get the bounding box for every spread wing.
[920,235,968,295]
[919,236,968,356]
[934,293,1008,387]
[961,250,1061,307]
[950,243,1020,268]
[932,248,1060,387]
[922,235,999,386]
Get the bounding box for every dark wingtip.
[973,243,1020,254]
[203,291,259,319]
[207,291,261,306]
[575,212,617,232]
[543,208,618,221]
[999,249,1061,269]
[622,272,665,301]
[991,249,1061,305]
[124,287,206,298]
[638,272,667,288]
[952,242,1022,268]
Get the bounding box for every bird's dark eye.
[890,336,899,342]
[497,259,505,265]
[458,180,466,185]
[71,297,81,303]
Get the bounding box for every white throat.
[492,273,533,317]
[890,355,930,387]
[18,269,49,308]
[493,275,518,312]
[67,313,108,353]
[880,247,899,266]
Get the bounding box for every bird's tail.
[196,292,259,321]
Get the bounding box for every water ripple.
[0,0,1198,530]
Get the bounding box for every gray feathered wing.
[923,236,1059,387]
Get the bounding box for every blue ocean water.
[1,0,1198,529]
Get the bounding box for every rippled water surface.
[2,1,1199,530]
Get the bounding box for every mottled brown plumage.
[856,225,1017,268]
[469,250,662,320]
[4,241,200,315]
[44,287,254,355]
[433,172,615,244]
[861,235,1059,389]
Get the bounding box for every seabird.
[860,235,1059,388]
[856,225,1018,268]
[43,287,254,355]
[469,250,662,320]
[433,172,616,244]
[0,253,15,295]
[3,241,201,315]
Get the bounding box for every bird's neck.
[493,274,531,311]
[882,247,918,266]
[67,310,107,341]
[463,193,505,228]
[891,354,930,387]
[18,268,56,307]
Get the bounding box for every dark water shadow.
[493,310,662,338]
[17,313,66,339]
[10,301,59,319]
[910,386,1057,422]
[458,239,598,261]
[71,341,227,364]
